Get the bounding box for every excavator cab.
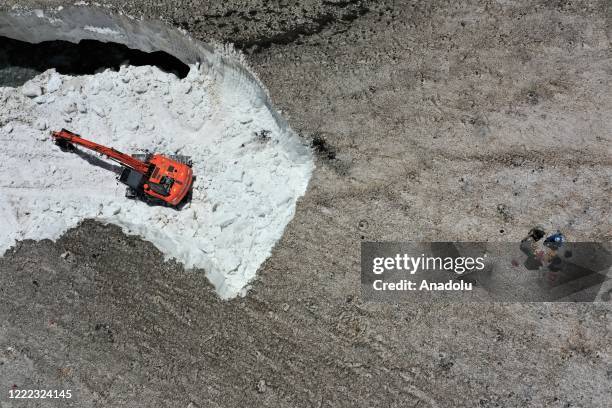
[140,154,193,206]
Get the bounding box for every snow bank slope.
[0,65,313,299]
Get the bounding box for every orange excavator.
[51,129,193,207]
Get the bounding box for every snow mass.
[0,64,313,298]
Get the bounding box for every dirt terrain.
[1,1,611,407]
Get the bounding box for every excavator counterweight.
[51,129,193,207]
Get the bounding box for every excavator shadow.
[56,140,123,174]
[71,146,125,175]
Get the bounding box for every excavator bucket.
[54,137,75,151]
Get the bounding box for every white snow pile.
[0,64,313,298]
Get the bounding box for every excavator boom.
[52,129,150,174]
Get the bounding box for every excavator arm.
[51,129,150,174]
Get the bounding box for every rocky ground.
[1,1,611,407]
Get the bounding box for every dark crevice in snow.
[0,35,190,87]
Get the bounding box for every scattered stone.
[496,204,512,222]
[311,133,336,160]
[527,89,539,105]
[94,323,114,343]
[438,353,454,371]
[358,220,369,230]
[256,379,267,393]
[255,129,271,142]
